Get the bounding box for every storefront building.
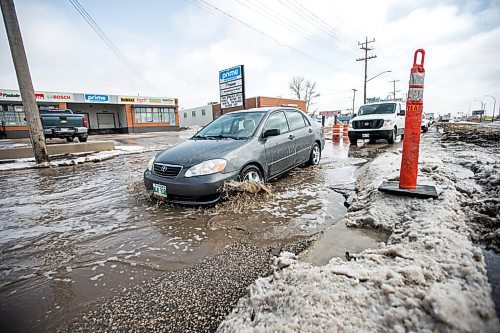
[212,96,307,119]
[0,89,179,139]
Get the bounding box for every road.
[0,132,397,332]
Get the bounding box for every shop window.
[133,107,174,124]
[0,104,26,126]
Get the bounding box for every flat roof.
[0,88,176,106]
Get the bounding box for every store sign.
[319,110,341,116]
[118,96,176,106]
[35,92,73,102]
[219,65,245,109]
[221,93,244,109]
[0,89,74,102]
[0,90,21,101]
[84,94,109,103]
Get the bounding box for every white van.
[348,101,406,144]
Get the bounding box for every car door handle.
[308,128,313,133]
[288,134,295,140]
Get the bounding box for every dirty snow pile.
[218,139,500,332]
[0,145,147,171]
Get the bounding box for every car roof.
[226,107,302,114]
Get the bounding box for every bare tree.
[288,76,320,112]
[289,76,304,100]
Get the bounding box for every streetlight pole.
[366,70,392,82]
[352,88,357,117]
[390,79,400,100]
[485,95,496,122]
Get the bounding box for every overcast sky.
[1,0,499,116]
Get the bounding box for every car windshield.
[192,112,265,140]
[358,103,396,116]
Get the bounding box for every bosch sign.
[84,94,109,103]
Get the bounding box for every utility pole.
[351,88,357,117]
[356,37,377,104]
[390,79,400,100]
[1,0,49,163]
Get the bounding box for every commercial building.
[0,89,179,139]
[212,96,306,119]
[179,103,216,128]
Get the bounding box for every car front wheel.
[387,128,397,144]
[239,165,263,183]
[307,143,321,166]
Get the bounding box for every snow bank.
[0,145,147,171]
[218,134,500,332]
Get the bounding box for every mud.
[437,122,500,148]
[437,122,500,252]
[0,133,397,332]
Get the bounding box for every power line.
[68,0,158,92]
[356,37,377,104]
[287,0,357,51]
[234,0,346,53]
[277,0,358,55]
[191,0,341,70]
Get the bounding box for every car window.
[195,112,265,139]
[286,111,307,131]
[263,111,289,135]
[302,114,311,126]
[358,103,396,115]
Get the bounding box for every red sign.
[319,110,341,116]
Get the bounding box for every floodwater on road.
[0,133,395,332]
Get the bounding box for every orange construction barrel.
[332,124,342,141]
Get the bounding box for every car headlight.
[185,159,227,178]
[384,120,394,127]
[147,157,155,171]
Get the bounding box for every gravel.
[58,240,312,332]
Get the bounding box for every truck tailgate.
[41,115,84,128]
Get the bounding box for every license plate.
[152,183,167,198]
[59,128,69,132]
[362,133,370,138]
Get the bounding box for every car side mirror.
[398,110,406,116]
[263,128,280,138]
[352,114,357,118]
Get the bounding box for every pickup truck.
[40,109,88,142]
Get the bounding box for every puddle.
[0,134,395,331]
[482,247,500,320]
[300,221,388,266]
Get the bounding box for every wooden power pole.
[1,0,49,163]
[356,37,377,104]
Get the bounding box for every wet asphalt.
[0,132,397,332]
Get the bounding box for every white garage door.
[97,113,115,129]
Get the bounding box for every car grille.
[352,119,383,129]
[153,163,182,178]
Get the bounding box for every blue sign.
[219,66,242,83]
[84,94,109,103]
[338,116,351,122]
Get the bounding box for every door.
[97,113,116,129]
[285,110,313,164]
[397,103,406,135]
[262,111,295,177]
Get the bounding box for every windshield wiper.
[205,134,235,140]
[192,135,207,140]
